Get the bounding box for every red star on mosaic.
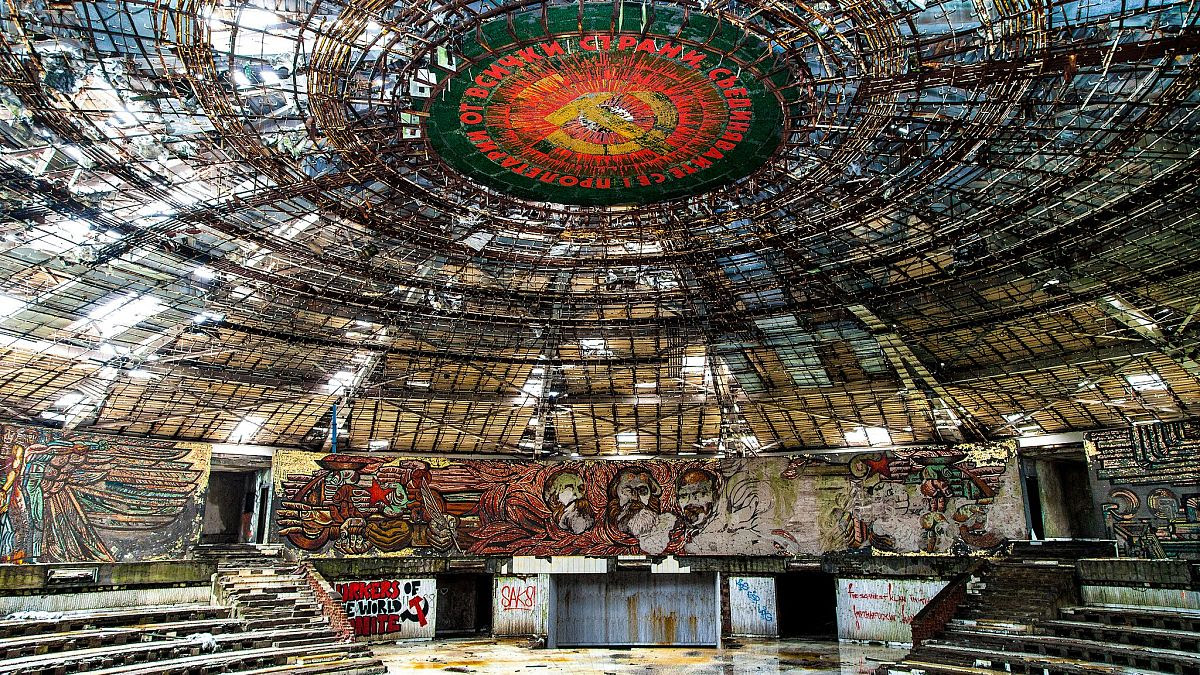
[863,455,893,479]
[367,479,394,506]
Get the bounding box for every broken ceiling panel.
[0,0,1194,455]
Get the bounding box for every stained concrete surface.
[373,637,908,674]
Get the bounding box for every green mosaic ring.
[425,4,788,206]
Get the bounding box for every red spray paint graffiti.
[499,583,537,611]
[334,579,434,637]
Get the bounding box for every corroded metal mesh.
[0,0,1197,455]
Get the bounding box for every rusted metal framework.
[0,0,1197,456]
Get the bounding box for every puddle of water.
[374,636,908,674]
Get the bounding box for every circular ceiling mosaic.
[425,6,787,206]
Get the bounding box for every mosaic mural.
[274,441,1021,557]
[0,424,210,563]
[425,4,786,205]
[811,443,1023,555]
[1086,421,1200,559]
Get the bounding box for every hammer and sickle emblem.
[541,91,678,155]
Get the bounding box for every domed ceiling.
[0,0,1197,455]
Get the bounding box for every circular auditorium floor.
[373,636,908,674]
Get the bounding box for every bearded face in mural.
[543,469,595,534]
[606,468,676,553]
[675,468,717,530]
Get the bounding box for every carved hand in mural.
[277,502,321,533]
[334,531,371,555]
[426,514,455,551]
[342,516,367,536]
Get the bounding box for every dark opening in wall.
[1024,468,1046,540]
[1055,458,1103,538]
[776,571,837,638]
[436,574,493,636]
[202,470,258,544]
[1023,449,1101,540]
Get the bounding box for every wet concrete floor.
[373,636,908,674]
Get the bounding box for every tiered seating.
[0,567,385,675]
[1058,605,1200,634]
[956,560,1078,625]
[914,618,1200,674]
[0,604,229,643]
[882,559,1200,675]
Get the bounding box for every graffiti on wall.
[729,577,777,636]
[1086,422,1200,559]
[334,578,437,638]
[273,441,1021,557]
[836,578,948,643]
[499,581,538,612]
[0,424,210,564]
[493,575,548,635]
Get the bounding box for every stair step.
[246,617,330,631]
[272,636,348,649]
[78,641,363,675]
[230,656,388,675]
[921,643,1161,675]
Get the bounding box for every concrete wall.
[0,423,211,564]
[0,585,211,615]
[1077,557,1200,609]
[0,560,216,616]
[549,572,720,647]
[273,440,1024,559]
[1085,421,1200,559]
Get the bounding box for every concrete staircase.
[216,567,342,634]
[0,568,384,674]
[881,553,1200,675]
[196,543,288,570]
[957,560,1079,626]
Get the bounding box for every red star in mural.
[863,454,893,478]
[367,479,394,506]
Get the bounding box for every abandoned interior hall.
[0,0,1199,673]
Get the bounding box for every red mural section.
[424,6,787,206]
[466,40,742,186]
[278,453,726,557]
[274,443,1023,558]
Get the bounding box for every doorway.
[435,574,493,636]
[202,470,269,544]
[1022,450,1102,540]
[776,571,837,638]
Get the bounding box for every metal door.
[494,575,548,636]
[552,572,718,646]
